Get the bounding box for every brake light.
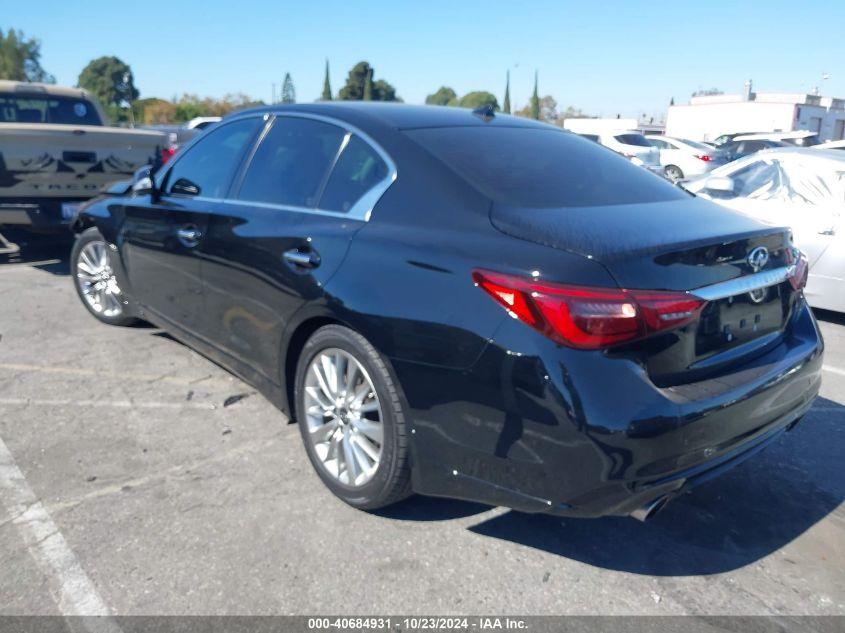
[161,146,177,164]
[473,269,707,350]
[785,247,809,291]
[696,154,712,162]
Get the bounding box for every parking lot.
[0,236,843,617]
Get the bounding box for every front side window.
[237,117,346,207]
[165,117,263,198]
[647,138,670,149]
[319,136,389,213]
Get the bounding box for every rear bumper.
[403,299,824,517]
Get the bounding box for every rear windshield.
[678,138,713,151]
[0,94,102,125]
[406,126,686,207]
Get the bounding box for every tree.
[502,71,511,114]
[517,95,558,123]
[692,87,723,97]
[425,86,456,106]
[529,71,540,120]
[321,60,332,100]
[669,96,675,106]
[281,72,296,104]
[338,61,399,101]
[0,28,54,83]
[78,56,138,122]
[136,98,176,124]
[561,105,589,119]
[457,91,499,110]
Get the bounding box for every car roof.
[734,131,816,141]
[229,101,552,132]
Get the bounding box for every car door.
[198,114,394,381]
[647,137,671,166]
[118,116,264,333]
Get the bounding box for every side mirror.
[101,179,133,196]
[132,176,155,195]
[131,165,156,196]
[702,175,735,194]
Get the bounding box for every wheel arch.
[281,314,346,420]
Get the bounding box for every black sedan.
[70,103,822,521]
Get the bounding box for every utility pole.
[272,83,277,104]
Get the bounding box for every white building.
[665,81,845,142]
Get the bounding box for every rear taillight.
[161,146,177,164]
[696,154,712,162]
[473,269,706,350]
[785,247,809,291]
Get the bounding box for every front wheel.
[294,325,412,510]
[71,227,136,326]
[664,165,684,182]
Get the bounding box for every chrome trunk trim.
[691,265,794,301]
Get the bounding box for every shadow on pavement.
[375,494,491,521]
[464,397,844,576]
[0,230,72,275]
[813,308,845,326]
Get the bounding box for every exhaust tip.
[630,496,669,522]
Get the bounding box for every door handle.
[176,226,202,248]
[283,248,321,269]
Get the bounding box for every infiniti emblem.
[747,246,769,272]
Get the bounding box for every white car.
[185,116,221,131]
[588,131,662,174]
[645,135,725,182]
[683,148,844,312]
[817,139,845,151]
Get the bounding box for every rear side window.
[0,94,101,125]
[319,136,389,212]
[614,134,651,147]
[238,117,346,207]
[165,117,263,198]
[407,127,686,208]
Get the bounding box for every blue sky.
[4,0,844,117]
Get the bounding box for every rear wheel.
[664,164,684,182]
[71,227,136,326]
[294,325,411,509]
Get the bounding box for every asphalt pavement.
[0,236,843,616]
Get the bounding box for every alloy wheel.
[75,240,123,318]
[665,165,683,182]
[303,348,383,487]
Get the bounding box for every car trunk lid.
[490,197,800,383]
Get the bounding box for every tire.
[664,165,684,182]
[294,324,412,510]
[71,227,137,326]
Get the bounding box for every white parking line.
[0,397,217,411]
[0,435,112,617]
[823,364,845,377]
